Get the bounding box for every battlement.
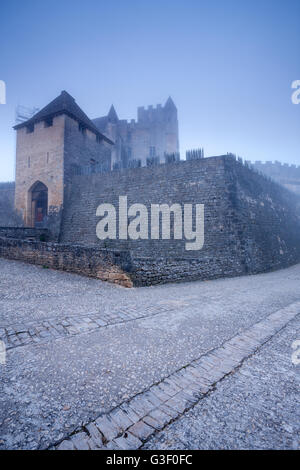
[239,160,300,196]
[250,160,300,170]
[137,98,177,123]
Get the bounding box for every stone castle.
[13,91,179,229]
[0,90,300,287]
[248,160,300,196]
[93,97,179,168]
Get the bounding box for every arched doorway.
[29,181,48,227]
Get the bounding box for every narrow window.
[78,123,86,135]
[150,146,156,157]
[46,152,49,163]
[28,156,30,168]
[44,118,53,128]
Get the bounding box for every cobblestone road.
[0,258,299,449]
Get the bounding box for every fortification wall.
[59,156,300,285]
[0,238,133,287]
[248,160,300,195]
[63,115,111,183]
[14,115,66,225]
[0,227,48,240]
[0,182,22,226]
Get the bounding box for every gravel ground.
[144,316,300,450]
[0,258,300,449]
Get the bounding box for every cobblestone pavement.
[55,304,300,450]
[0,258,300,449]
[0,304,175,351]
[144,315,300,450]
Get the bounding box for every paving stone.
[179,389,199,404]
[109,408,134,431]
[159,403,180,420]
[128,395,154,418]
[150,385,170,402]
[164,378,182,393]
[87,437,102,450]
[105,440,123,450]
[128,420,153,441]
[56,439,76,450]
[143,390,163,408]
[71,432,90,450]
[95,415,121,442]
[85,422,104,446]
[147,408,172,428]
[157,381,178,397]
[113,433,142,450]
[143,415,162,430]
[119,403,141,423]
[165,395,189,414]
[116,433,143,450]
[8,335,21,346]
[38,330,51,338]
[112,436,133,450]
[169,374,191,389]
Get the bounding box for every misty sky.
[0,0,299,182]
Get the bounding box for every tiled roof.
[14,91,113,144]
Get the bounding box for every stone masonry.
[93,97,179,168]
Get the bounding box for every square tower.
[14,91,113,237]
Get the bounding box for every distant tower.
[93,97,180,167]
[163,96,179,157]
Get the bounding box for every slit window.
[44,118,53,128]
[26,124,34,134]
[79,123,86,135]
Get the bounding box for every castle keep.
[13,91,112,231]
[0,90,299,287]
[93,97,179,168]
[13,91,179,232]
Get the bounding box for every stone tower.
[93,97,179,167]
[14,91,112,236]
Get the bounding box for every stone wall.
[0,227,49,241]
[0,237,133,288]
[248,160,300,195]
[63,115,111,184]
[3,156,300,287]
[14,115,65,226]
[93,99,179,168]
[59,155,300,285]
[13,113,112,239]
[0,182,22,226]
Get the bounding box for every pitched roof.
[164,96,177,110]
[93,104,119,133]
[92,115,109,132]
[107,105,119,122]
[14,91,113,144]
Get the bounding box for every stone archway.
[28,181,48,227]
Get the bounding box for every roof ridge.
[13,91,113,144]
